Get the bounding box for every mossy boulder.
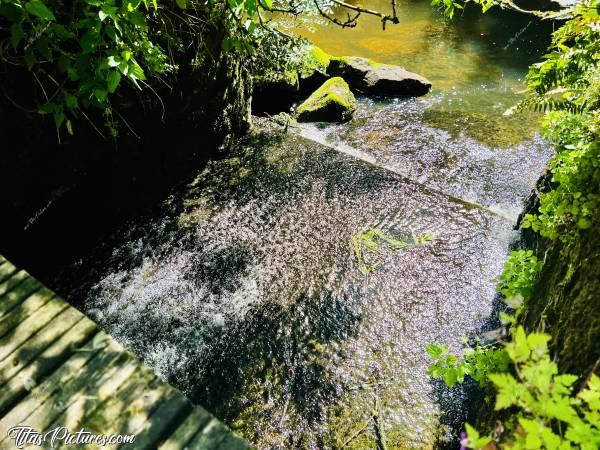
[296,77,357,122]
[328,56,431,97]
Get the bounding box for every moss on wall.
[520,225,600,376]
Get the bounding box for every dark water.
[47,3,554,449]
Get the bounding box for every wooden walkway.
[0,255,251,449]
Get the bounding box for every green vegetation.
[461,327,600,449]
[495,250,543,309]
[0,0,320,138]
[296,76,357,122]
[517,1,599,241]
[426,342,509,387]
[0,0,169,137]
[350,227,433,277]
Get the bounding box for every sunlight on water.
[298,96,552,221]
[53,2,556,448]
[60,130,518,448]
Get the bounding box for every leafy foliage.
[521,111,600,240]
[426,342,510,387]
[0,0,171,137]
[0,0,320,137]
[495,250,543,308]
[461,327,600,450]
[517,0,600,241]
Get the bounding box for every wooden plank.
[20,349,128,435]
[0,287,55,339]
[158,407,214,450]
[0,256,251,450]
[45,356,140,435]
[0,270,29,297]
[0,316,96,416]
[71,365,158,448]
[0,262,17,284]
[0,276,41,318]
[186,417,231,449]
[126,391,192,449]
[0,332,109,442]
[0,297,67,362]
[216,433,251,450]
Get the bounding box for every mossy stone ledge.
[296,77,357,123]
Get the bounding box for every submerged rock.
[328,56,432,97]
[296,77,357,122]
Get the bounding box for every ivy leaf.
[443,368,457,387]
[25,0,55,20]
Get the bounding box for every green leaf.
[443,368,457,387]
[262,0,272,8]
[49,23,75,40]
[63,92,78,109]
[25,0,55,20]
[54,111,65,129]
[128,61,146,80]
[426,344,447,359]
[107,71,121,93]
[577,217,592,229]
[93,88,108,102]
[175,0,187,8]
[10,23,24,49]
[489,373,519,409]
[24,46,36,68]
[127,10,146,27]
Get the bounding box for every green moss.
[331,55,386,68]
[300,45,333,78]
[309,46,331,70]
[254,69,299,90]
[296,77,357,122]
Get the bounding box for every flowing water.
[52,2,554,448]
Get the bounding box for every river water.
[53,2,553,449]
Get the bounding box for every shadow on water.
[195,292,363,449]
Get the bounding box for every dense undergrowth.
[427,0,600,447]
[0,0,311,139]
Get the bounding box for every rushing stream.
[52,2,553,448]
